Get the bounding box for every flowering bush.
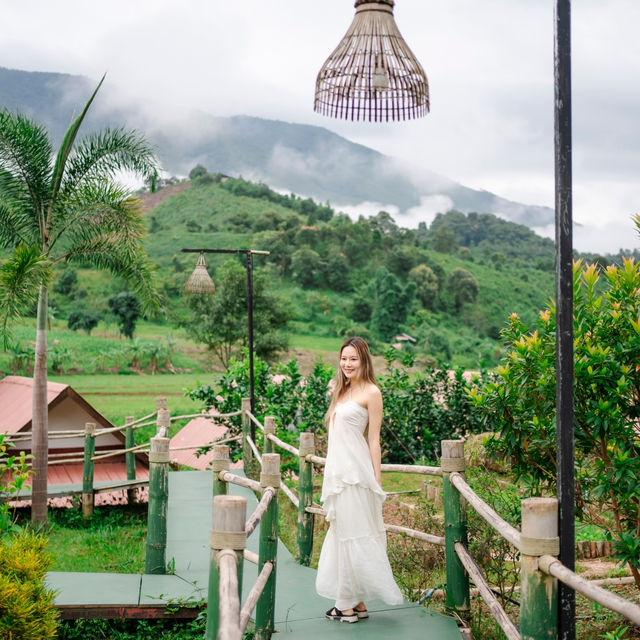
[472,258,640,586]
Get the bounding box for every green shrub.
[472,257,640,585]
[0,433,32,533]
[0,530,58,640]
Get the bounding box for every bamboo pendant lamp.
[184,252,215,294]
[314,0,429,122]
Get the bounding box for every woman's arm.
[367,386,383,486]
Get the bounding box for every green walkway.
[47,471,462,638]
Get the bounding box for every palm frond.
[0,244,51,347]
[67,230,161,314]
[49,181,144,251]
[0,170,42,248]
[62,127,158,194]
[0,111,53,235]
[49,74,105,215]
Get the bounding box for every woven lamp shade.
[184,252,215,294]
[315,0,429,122]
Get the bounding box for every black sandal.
[354,606,369,619]
[325,607,359,623]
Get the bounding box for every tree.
[188,164,208,180]
[108,292,141,339]
[472,257,640,586]
[324,250,351,292]
[386,246,416,278]
[291,247,322,288]
[370,267,416,341]
[0,77,159,523]
[53,268,77,296]
[184,260,292,369]
[447,267,479,311]
[433,224,457,254]
[67,309,100,335]
[408,264,439,309]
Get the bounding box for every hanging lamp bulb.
[184,252,215,294]
[314,0,429,122]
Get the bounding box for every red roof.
[169,415,241,470]
[0,375,114,434]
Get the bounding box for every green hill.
[0,65,556,228]
[132,173,557,368]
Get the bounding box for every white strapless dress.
[315,400,404,610]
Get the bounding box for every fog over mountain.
[1,66,555,231]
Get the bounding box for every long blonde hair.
[325,336,378,424]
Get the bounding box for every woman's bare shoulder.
[365,383,382,401]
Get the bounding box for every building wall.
[21,398,121,451]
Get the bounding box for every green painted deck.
[47,470,462,638]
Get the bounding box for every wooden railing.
[237,400,640,640]
[11,391,640,639]
[207,418,281,640]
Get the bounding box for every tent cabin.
[0,375,149,505]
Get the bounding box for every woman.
[316,336,403,623]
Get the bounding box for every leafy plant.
[379,350,484,463]
[108,291,142,339]
[0,529,58,640]
[7,340,34,374]
[600,626,629,640]
[187,354,333,469]
[472,257,640,587]
[0,432,32,533]
[67,309,100,335]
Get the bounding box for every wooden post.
[206,495,247,640]
[125,415,136,505]
[297,432,315,566]
[441,440,470,618]
[520,498,559,640]
[263,416,275,455]
[156,408,170,438]
[241,397,258,480]
[156,396,167,411]
[82,422,96,518]
[256,453,280,640]
[145,436,170,574]
[212,445,230,498]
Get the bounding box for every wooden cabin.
[0,375,148,505]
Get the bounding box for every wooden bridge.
[17,398,640,639]
[46,469,461,637]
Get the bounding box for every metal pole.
[247,250,256,439]
[554,1,575,638]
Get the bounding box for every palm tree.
[0,76,160,524]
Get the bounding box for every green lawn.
[289,334,342,352]
[43,507,147,574]
[48,372,215,443]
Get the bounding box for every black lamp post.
[315,0,575,637]
[182,247,270,443]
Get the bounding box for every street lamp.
[315,1,575,637]
[182,247,270,443]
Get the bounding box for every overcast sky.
[1,0,639,253]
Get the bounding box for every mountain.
[0,66,554,228]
